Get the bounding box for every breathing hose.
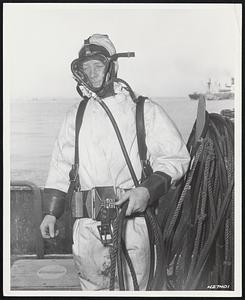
[98,97,164,291]
[75,80,164,291]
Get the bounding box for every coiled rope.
[161,111,234,290]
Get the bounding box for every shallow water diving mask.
[71,51,135,97]
[71,54,111,93]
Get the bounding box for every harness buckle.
[69,164,81,193]
[141,159,153,182]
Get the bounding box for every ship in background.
[189,77,235,100]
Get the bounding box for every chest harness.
[67,93,150,228]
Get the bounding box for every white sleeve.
[45,105,77,192]
[144,99,190,183]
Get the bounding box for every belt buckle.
[96,197,119,222]
[92,187,120,220]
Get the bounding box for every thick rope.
[163,141,204,251]
[185,140,213,287]
[162,112,234,290]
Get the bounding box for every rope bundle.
[161,112,234,290]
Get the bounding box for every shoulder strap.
[136,96,147,162]
[66,98,89,206]
[74,98,89,165]
[136,96,153,182]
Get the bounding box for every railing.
[10,182,79,290]
[11,181,73,261]
[11,181,44,259]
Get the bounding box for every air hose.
[75,80,165,291]
[98,97,165,291]
[161,110,234,290]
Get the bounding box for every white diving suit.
[44,82,190,290]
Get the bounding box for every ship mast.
[207,78,211,93]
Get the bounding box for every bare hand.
[40,215,59,239]
[115,187,150,216]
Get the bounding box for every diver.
[40,33,190,290]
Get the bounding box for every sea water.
[10,97,234,187]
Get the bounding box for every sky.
[4,3,241,99]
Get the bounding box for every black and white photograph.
[3,3,242,297]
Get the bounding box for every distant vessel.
[189,92,203,100]
[189,77,235,100]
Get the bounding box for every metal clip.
[141,159,153,181]
[69,164,79,182]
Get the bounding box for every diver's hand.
[115,187,150,216]
[40,215,59,239]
